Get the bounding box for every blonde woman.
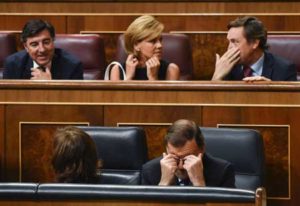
[110,15,180,80]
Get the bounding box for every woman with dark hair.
[52,126,101,183]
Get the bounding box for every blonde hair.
[124,15,164,56]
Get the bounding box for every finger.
[216,53,220,61]
[152,56,159,63]
[147,58,155,67]
[146,61,151,69]
[163,153,175,160]
[31,69,41,76]
[153,57,160,66]
[45,67,51,74]
[127,54,134,60]
[132,57,138,63]
[228,50,241,63]
[243,77,257,82]
[224,47,240,59]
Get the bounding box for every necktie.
[243,65,253,77]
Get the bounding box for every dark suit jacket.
[226,51,297,81]
[141,153,236,188]
[3,48,83,79]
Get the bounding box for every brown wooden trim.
[1,80,300,91]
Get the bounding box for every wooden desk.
[0,80,299,206]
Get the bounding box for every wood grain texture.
[4,105,104,181]
[0,81,299,206]
[1,2,300,13]
[105,105,202,159]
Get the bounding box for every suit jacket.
[226,51,297,81]
[141,153,235,188]
[3,48,83,79]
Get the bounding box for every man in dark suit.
[212,16,296,82]
[142,119,235,187]
[3,19,83,80]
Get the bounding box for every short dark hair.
[227,16,268,50]
[21,19,55,43]
[164,119,205,149]
[52,126,100,183]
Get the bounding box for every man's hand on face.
[182,153,206,187]
[30,67,52,80]
[212,47,240,80]
[159,153,177,186]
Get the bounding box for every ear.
[134,43,140,52]
[23,43,29,52]
[252,39,260,49]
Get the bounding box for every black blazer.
[141,153,236,188]
[226,51,297,81]
[3,48,83,79]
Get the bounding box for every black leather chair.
[55,34,106,80]
[79,126,148,185]
[116,33,194,80]
[201,127,265,191]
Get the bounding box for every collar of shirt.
[242,54,264,76]
[33,61,52,70]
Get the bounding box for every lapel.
[261,52,274,79]
[230,65,244,80]
[50,51,60,79]
[23,55,34,79]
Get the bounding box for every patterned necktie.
[243,65,253,77]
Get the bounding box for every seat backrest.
[37,184,259,204]
[201,127,265,191]
[268,35,300,80]
[0,32,17,79]
[116,33,194,80]
[79,126,148,185]
[0,183,38,200]
[55,34,106,80]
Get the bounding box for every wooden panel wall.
[4,105,104,181]
[1,2,300,13]
[0,81,300,206]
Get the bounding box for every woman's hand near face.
[125,54,139,80]
[146,56,160,80]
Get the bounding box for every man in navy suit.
[212,16,296,82]
[3,19,83,80]
[141,119,235,187]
